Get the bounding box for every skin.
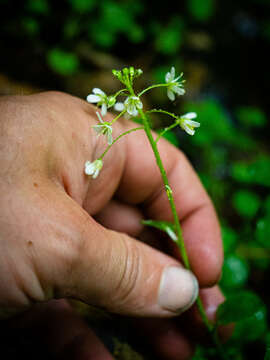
[0,92,225,359]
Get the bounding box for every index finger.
[115,119,223,287]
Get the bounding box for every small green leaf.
[221,226,237,253]
[256,217,270,248]
[142,219,177,242]
[26,0,49,14]
[235,106,267,128]
[217,291,265,325]
[47,49,79,76]
[187,0,216,22]
[68,0,96,13]
[220,254,249,289]
[155,17,184,55]
[232,190,261,218]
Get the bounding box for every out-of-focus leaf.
[127,24,144,43]
[183,100,255,149]
[221,226,237,253]
[264,333,270,360]
[233,307,268,342]
[68,0,96,13]
[231,156,270,187]
[264,195,270,215]
[256,217,270,248]
[26,0,49,14]
[155,17,184,55]
[22,17,39,35]
[232,190,261,218]
[217,291,265,325]
[101,1,134,32]
[47,49,79,76]
[187,0,216,22]
[235,106,267,127]
[142,219,177,242]
[220,254,249,289]
[63,19,80,39]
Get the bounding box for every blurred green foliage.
[0,0,270,359]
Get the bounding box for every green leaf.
[155,17,184,55]
[220,254,249,289]
[68,0,96,13]
[183,100,255,149]
[47,49,79,76]
[142,219,177,242]
[256,217,270,248]
[264,333,270,360]
[26,0,49,14]
[231,156,270,187]
[187,0,216,22]
[217,291,265,325]
[221,226,237,253]
[235,106,267,128]
[232,190,261,218]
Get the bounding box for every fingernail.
[158,266,198,313]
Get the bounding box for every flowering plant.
[85,66,228,358]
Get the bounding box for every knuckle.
[112,235,141,309]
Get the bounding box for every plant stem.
[138,83,169,97]
[110,110,126,124]
[135,105,227,359]
[127,81,226,359]
[155,122,179,143]
[99,127,144,160]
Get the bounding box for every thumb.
[54,206,198,317]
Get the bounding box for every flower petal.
[101,103,107,116]
[85,161,95,175]
[96,111,104,123]
[86,94,100,103]
[165,72,171,83]
[114,102,125,111]
[184,112,197,119]
[186,120,200,128]
[93,88,105,96]
[107,131,113,145]
[170,66,175,79]
[167,90,175,101]
[136,100,143,109]
[173,86,185,96]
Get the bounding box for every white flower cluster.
[93,111,113,145]
[85,159,103,179]
[86,88,115,116]
[114,96,143,117]
[85,66,199,180]
[165,67,185,101]
[178,112,200,136]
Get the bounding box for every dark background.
[0,0,270,358]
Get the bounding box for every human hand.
[0,92,224,359]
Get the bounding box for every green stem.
[137,106,190,268]
[146,108,178,120]
[155,122,179,143]
[113,88,129,99]
[110,110,126,124]
[128,83,226,359]
[99,127,144,160]
[138,83,169,97]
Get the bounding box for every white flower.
[86,88,115,116]
[165,67,185,101]
[114,96,143,117]
[178,112,200,136]
[93,112,113,145]
[85,159,103,179]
